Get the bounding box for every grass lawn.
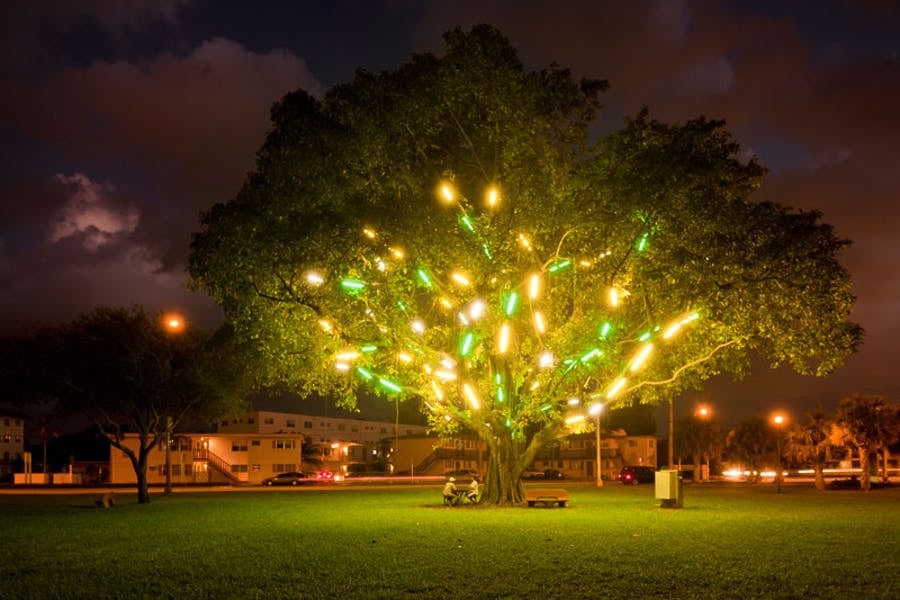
[1,483,897,599]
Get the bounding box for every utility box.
[655,469,683,508]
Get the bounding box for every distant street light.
[589,402,604,487]
[771,412,788,493]
[695,403,713,481]
[161,311,187,495]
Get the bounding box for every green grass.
[1,483,897,599]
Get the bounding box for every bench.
[525,488,569,507]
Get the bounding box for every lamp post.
[771,412,787,493]
[589,402,604,487]
[162,311,185,496]
[695,404,712,482]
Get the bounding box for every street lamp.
[161,311,186,495]
[694,404,713,482]
[771,412,788,493]
[589,402,604,487]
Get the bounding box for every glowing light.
[304,271,325,286]
[360,345,378,353]
[538,352,555,368]
[459,215,476,234]
[335,362,350,372]
[451,272,471,287]
[376,259,387,272]
[378,378,402,394]
[457,312,470,326]
[504,291,520,316]
[609,288,620,307]
[663,312,699,339]
[411,319,426,334]
[397,352,413,364]
[528,273,541,299]
[517,233,532,251]
[565,415,585,425]
[390,247,405,260]
[568,397,581,406]
[469,299,486,320]
[496,386,505,403]
[431,380,444,401]
[463,383,480,410]
[362,227,376,239]
[335,351,360,361]
[607,377,627,399]
[486,186,499,208]
[533,311,546,334]
[638,331,652,342]
[589,402,603,416]
[416,268,433,288]
[580,348,602,363]
[163,313,185,333]
[434,370,457,381]
[629,343,654,372]
[439,297,454,310]
[340,278,366,293]
[440,182,455,203]
[318,319,333,333]
[482,244,493,260]
[356,367,374,380]
[598,322,612,339]
[459,331,475,357]
[548,259,571,273]
[497,323,511,354]
[636,233,650,252]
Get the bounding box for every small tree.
[675,415,722,481]
[726,417,775,483]
[1,307,249,503]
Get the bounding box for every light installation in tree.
[301,179,699,501]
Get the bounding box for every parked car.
[313,470,334,483]
[261,471,314,486]
[521,469,546,480]
[542,469,566,480]
[618,466,656,485]
[443,469,479,480]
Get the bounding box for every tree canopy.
[190,25,860,504]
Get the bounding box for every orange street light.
[770,412,789,493]
[695,404,712,419]
[162,312,186,334]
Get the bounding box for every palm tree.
[784,412,833,491]
[726,417,773,483]
[834,394,897,491]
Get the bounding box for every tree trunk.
[813,461,826,491]
[132,452,152,504]
[692,454,702,483]
[858,447,871,492]
[880,447,890,483]
[481,436,525,506]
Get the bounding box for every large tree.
[190,26,860,504]
[834,394,898,491]
[1,307,248,503]
[784,411,836,491]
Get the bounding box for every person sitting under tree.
[442,477,458,505]
[466,476,480,504]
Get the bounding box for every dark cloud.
[0,1,896,420]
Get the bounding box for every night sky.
[1,1,897,426]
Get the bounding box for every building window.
[649,439,655,447]
[251,440,260,447]
[286,420,296,428]
[230,464,248,473]
[380,428,387,434]
[273,440,296,450]
[264,417,274,425]
[273,463,295,472]
[232,440,248,452]
[220,420,229,427]
[2,434,10,443]
[248,417,256,425]
[304,421,313,429]
[251,464,261,471]
[351,426,358,433]
[338,424,346,431]
[628,440,637,447]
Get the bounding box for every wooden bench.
[525,488,569,507]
